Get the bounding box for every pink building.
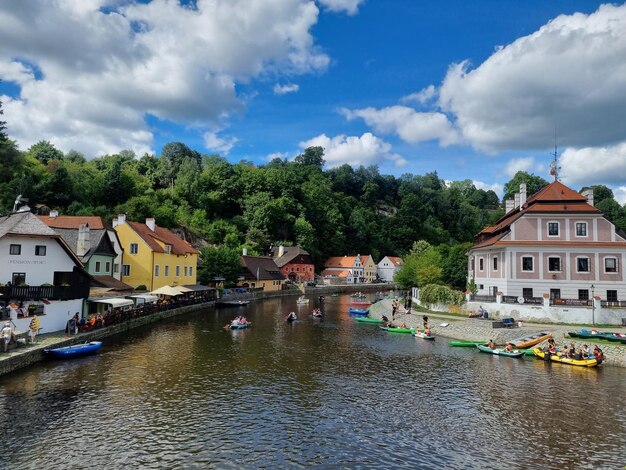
[468,181,626,306]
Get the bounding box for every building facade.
[360,255,377,283]
[468,182,626,304]
[271,245,315,282]
[321,256,364,284]
[113,215,198,290]
[377,256,402,282]
[239,255,286,291]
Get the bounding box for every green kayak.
[355,316,384,324]
[522,349,535,356]
[476,344,524,358]
[380,326,415,334]
[449,340,487,347]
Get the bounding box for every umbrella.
[150,285,183,296]
[173,285,193,293]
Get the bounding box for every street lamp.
[590,284,595,326]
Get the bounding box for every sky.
[1,0,626,202]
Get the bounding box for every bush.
[136,284,147,291]
[420,284,465,306]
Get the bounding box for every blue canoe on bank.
[45,341,102,359]
[349,308,368,315]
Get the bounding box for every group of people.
[312,308,323,317]
[469,306,488,318]
[229,316,250,328]
[543,338,603,361]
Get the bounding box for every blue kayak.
[349,308,368,315]
[45,341,102,359]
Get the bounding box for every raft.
[354,316,384,324]
[532,348,598,367]
[230,322,250,329]
[476,344,524,357]
[349,308,368,315]
[312,312,323,318]
[448,340,487,347]
[351,301,372,307]
[413,331,435,340]
[380,326,415,334]
[511,332,552,349]
[45,341,102,359]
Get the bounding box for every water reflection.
[0,295,624,468]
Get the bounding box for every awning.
[150,285,183,296]
[183,284,217,292]
[174,285,193,293]
[89,298,134,308]
[128,294,159,303]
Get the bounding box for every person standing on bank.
[2,321,13,352]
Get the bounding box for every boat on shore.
[349,308,368,315]
[354,316,384,324]
[449,340,487,347]
[351,301,372,307]
[476,344,523,357]
[568,330,624,341]
[532,348,598,367]
[45,341,102,359]
[511,332,552,349]
[413,331,435,340]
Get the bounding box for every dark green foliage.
[503,171,549,202]
[198,245,242,286]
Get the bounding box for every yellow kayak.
[532,348,598,367]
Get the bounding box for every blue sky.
[1,1,625,201]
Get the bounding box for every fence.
[502,295,543,305]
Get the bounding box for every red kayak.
[351,301,371,306]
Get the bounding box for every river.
[0,295,624,469]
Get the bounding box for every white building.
[321,256,364,284]
[0,210,91,334]
[377,256,402,282]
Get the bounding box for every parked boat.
[354,316,384,324]
[532,348,598,367]
[413,331,435,340]
[511,332,552,349]
[448,340,487,347]
[296,297,309,305]
[380,326,415,334]
[569,330,624,341]
[45,341,102,359]
[349,308,368,315]
[217,300,250,307]
[476,344,524,358]
[351,301,372,307]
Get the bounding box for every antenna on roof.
[549,129,561,182]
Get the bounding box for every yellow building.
[360,255,377,283]
[239,255,286,292]
[113,215,198,290]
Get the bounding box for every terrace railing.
[600,300,626,308]
[502,295,543,305]
[550,298,591,307]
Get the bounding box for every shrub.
[420,284,465,306]
[136,284,147,291]
[40,283,53,287]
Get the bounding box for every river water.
[0,295,624,469]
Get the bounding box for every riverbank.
[367,299,626,367]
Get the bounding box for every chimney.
[582,188,594,206]
[77,224,90,257]
[514,192,520,209]
[115,214,126,228]
[146,217,156,232]
[278,245,285,257]
[505,199,515,214]
[49,210,58,218]
[519,183,527,207]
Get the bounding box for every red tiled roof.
[324,256,357,268]
[127,221,198,255]
[39,215,105,230]
[387,256,402,266]
[523,180,587,207]
[321,269,350,278]
[525,203,601,213]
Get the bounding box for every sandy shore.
[368,299,626,367]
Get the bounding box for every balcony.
[0,284,86,301]
[600,300,626,308]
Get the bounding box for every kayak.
[312,312,323,318]
[448,340,487,347]
[380,326,415,334]
[349,308,369,315]
[511,332,552,349]
[45,341,102,359]
[532,348,598,367]
[522,349,536,356]
[354,316,384,324]
[413,331,435,340]
[230,322,250,329]
[476,344,524,357]
[351,301,372,307]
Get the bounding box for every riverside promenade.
[368,299,626,367]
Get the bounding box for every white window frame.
[189,267,193,277]
[95,261,101,273]
[604,257,618,273]
[521,256,534,272]
[130,243,138,254]
[547,256,561,273]
[493,256,498,271]
[164,244,172,254]
[176,265,180,276]
[576,256,590,273]
[35,245,47,256]
[478,257,484,272]
[164,265,169,277]
[9,244,21,255]
[184,266,188,276]
[105,261,111,273]
[155,265,160,277]
[122,265,130,276]
[574,221,588,238]
[547,221,560,237]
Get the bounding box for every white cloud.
[299,132,407,168]
[439,4,626,153]
[614,187,626,205]
[266,151,290,162]
[341,105,458,146]
[473,180,504,197]
[273,83,300,95]
[560,143,626,187]
[317,0,363,15]
[503,157,536,178]
[400,85,437,105]
[203,130,238,155]
[0,0,329,156]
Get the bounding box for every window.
[478,284,484,290]
[114,264,119,273]
[522,256,533,271]
[164,265,169,276]
[550,289,561,300]
[607,290,618,302]
[105,262,111,273]
[470,258,475,271]
[189,267,193,277]
[165,245,172,254]
[9,244,21,255]
[548,222,559,236]
[493,257,498,270]
[575,222,587,237]
[522,288,533,298]
[578,289,589,301]
[35,245,46,256]
[479,258,484,271]
[95,261,101,273]
[176,266,180,276]
[155,265,160,277]
[605,257,617,273]
[184,266,188,276]
[122,265,130,276]
[130,243,138,254]
[548,257,561,272]
[577,257,590,273]
[12,273,26,285]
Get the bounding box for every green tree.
[198,245,242,286]
[294,146,325,167]
[502,171,549,203]
[28,140,64,165]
